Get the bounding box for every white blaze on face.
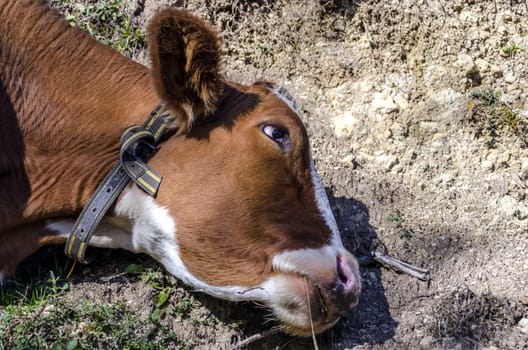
[114,186,272,302]
[269,85,344,248]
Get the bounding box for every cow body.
[0,0,361,335]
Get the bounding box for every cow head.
[119,8,361,336]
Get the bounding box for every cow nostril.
[333,254,361,312]
[336,254,359,294]
[336,255,349,285]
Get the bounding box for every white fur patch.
[309,160,344,247]
[161,240,270,302]
[46,218,135,251]
[271,246,335,278]
[114,186,271,302]
[114,186,176,257]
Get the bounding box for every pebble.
[521,295,528,305]
[482,160,495,171]
[40,304,56,318]
[497,195,518,217]
[521,160,528,175]
[491,64,503,78]
[419,335,434,349]
[497,25,509,36]
[424,64,448,84]
[504,71,516,84]
[333,110,361,138]
[432,88,461,106]
[456,53,478,75]
[475,58,490,73]
[519,318,528,334]
[371,92,399,114]
[496,152,511,168]
[374,152,399,172]
[517,203,528,220]
[393,94,409,110]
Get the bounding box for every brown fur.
[0,1,330,288]
[151,83,331,286]
[148,8,223,132]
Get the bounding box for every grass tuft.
[50,0,145,58]
[389,209,414,250]
[468,87,528,147]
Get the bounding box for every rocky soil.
[7,0,528,349]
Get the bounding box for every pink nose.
[332,254,361,312]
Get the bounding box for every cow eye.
[262,124,291,151]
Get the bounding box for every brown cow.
[0,0,360,335]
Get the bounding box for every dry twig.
[227,328,282,350]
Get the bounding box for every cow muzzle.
[265,246,361,336]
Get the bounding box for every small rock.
[432,88,461,106]
[521,160,528,177]
[393,94,409,110]
[498,195,518,217]
[371,92,399,114]
[374,153,399,172]
[482,160,495,171]
[390,122,406,139]
[490,65,503,78]
[496,152,511,168]
[512,173,526,188]
[497,25,508,36]
[517,203,528,220]
[475,58,490,73]
[519,318,528,334]
[419,335,434,349]
[424,64,448,84]
[456,53,478,75]
[333,111,360,138]
[504,71,516,84]
[339,154,355,167]
[487,149,499,161]
[520,295,528,305]
[40,305,56,318]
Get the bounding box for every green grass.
[0,261,69,307]
[471,87,502,108]
[0,262,194,350]
[1,297,182,350]
[124,264,211,326]
[469,87,528,147]
[389,209,414,250]
[50,0,145,57]
[501,44,525,56]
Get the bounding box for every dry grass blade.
[304,276,319,350]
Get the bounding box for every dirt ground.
[7,0,528,349]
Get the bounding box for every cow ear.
[148,8,223,133]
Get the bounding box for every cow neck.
[65,104,172,264]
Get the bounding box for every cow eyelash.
[261,124,292,152]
